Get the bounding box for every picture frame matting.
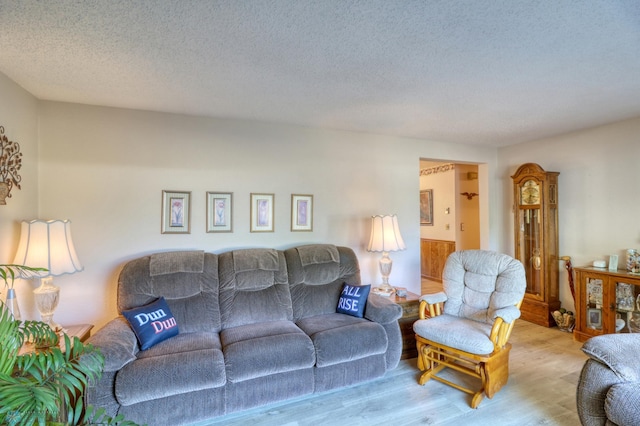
[162,190,191,234]
[207,192,233,233]
[250,193,274,232]
[291,194,313,232]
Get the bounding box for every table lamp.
[13,219,83,330]
[367,214,406,296]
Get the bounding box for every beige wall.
[0,73,39,313]
[31,100,498,328]
[498,117,640,313]
[6,69,640,331]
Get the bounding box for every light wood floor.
[194,319,587,426]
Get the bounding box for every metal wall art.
[0,126,22,205]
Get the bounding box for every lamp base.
[374,252,396,297]
[372,285,395,297]
[33,277,61,331]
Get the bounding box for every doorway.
[419,159,482,293]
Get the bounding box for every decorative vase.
[5,288,21,320]
[0,181,9,205]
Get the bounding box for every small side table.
[394,291,420,360]
[19,323,94,355]
[63,324,94,343]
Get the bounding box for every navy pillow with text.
[122,297,179,350]
[336,283,370,318]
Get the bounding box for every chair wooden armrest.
[488,301,523,350]
[418,299,444,319]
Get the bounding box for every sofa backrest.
[118,250,221,333]
[284,244,361,320]
[218,248,292,329]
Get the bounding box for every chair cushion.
[115,332,225,405]
[297,313,388,367]
[221,320,315,382]
[442,250,526,324]
[413,314,495,355]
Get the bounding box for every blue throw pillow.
[336,283,370,318]
[122,297,179,350]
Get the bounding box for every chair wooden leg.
[483,343,511,399]
[414,338,513,409]
[416,339,426,371]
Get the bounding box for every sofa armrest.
[364,294,402,324]
[605,382,640,426]
[582,334,640,381]
[86,316,139,372]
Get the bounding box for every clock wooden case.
[512,163,560,327]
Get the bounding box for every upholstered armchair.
[577,333,640,425]
[413,250,526,408]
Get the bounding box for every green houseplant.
[0,264,138,425]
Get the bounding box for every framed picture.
[291,194,313,232]
[587,308,602,329]
[206,192,233,232]
[162,190,191,234]
[420,189,433,226]
[250,193,274,232]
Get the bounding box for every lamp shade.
[13,219,83,277]
[367,215,406,253]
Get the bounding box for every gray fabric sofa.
[577,333,640,425]
[85,244,402,425]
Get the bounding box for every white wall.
[34,101,499,329]
[0,73,39,314]
[498,117,640,313]
[456,164,480,250]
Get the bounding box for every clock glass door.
[519,207,542,298]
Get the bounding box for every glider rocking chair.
[413,250,526,408]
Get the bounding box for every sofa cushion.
[122,297,179,350]
[115,332,226,406]
[296,244,340,284]
[218,249,293,329]
[336,283,370,318]
[118,252,221,333]
[285,245,362,320]
[413,314,495,355]
[296,313,388,367]
[221,320,315,382]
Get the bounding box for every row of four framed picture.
[161,191,313,234]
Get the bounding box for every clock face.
[520,180,540,205]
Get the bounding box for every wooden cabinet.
[420,239,455,282]
[394,291,420,359]
[512,163,560,327]
[574,267,640,342]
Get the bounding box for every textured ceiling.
[1,1,640,147]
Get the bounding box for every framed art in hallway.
[162,190,191,234]
[420,189,433,226]
[291,194,313,232]
[207,192,233,233]
[250,193,274,232]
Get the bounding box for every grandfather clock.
[512,163,560,327]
